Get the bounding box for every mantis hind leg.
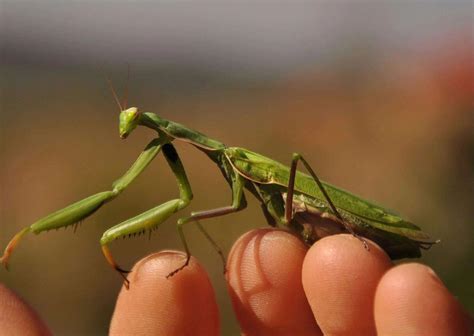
[287,153,369,250]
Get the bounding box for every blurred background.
[1,2,472,334]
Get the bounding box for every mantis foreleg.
[0,138,164,269]
[100,143,193,287]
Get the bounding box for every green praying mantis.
[1,83,438,288]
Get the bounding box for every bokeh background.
[1,2,472,335]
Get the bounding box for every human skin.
[0,232,472,335]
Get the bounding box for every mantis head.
[119,107,140,139]
[105,69,138,139]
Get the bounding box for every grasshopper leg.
[287,153,369,250]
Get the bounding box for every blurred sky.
[2,2,471,75]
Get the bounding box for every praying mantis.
[1,84,438,288]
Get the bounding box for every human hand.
[1,231,472,335]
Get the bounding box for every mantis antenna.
[106,75,123,112]
[122,63,130,109]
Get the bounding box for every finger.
[0,283,52,335]
[375,263,473,335]
[302,234,392,335]
[226,229,321,336]
[109,251,219,336]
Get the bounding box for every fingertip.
[302,234,391,335]
[226,229,321,335]
[110,251,219,336]
[0,283,52,335]
[375,263,473,335]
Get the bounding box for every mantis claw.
[352,232,370,251]
[361,237,370,251]
[101,245,132,288]
[0,256,9,271]
[116,268,131,290]
[114,264,131,290]
[166,254,191,279]
[1,227,31,271]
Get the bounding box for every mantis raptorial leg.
[0,137,164,269]
[101,142,228,285]
[100,142,194,287]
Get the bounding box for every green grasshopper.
[1,89,438,288]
